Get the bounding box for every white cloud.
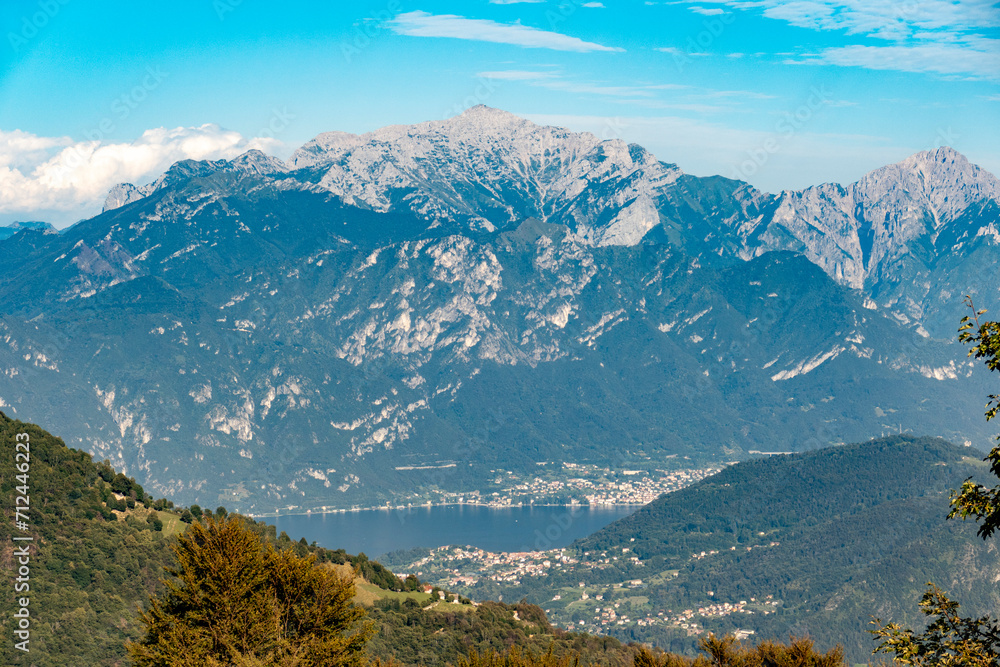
[478,70,777,111]
[478,70,685,98]
[0,130,67,172]
[657,46,713,57]
[388,10,624,52]
[725,0,1000,79]
[0,125,282,227]
[582,2,605,7]
[747,0,999,39]
[488,0,543,3]
[478,70,559,81]
[689,6,726,15]
[800,39,1000,79]
[707,90,777,99]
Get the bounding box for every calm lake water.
[269,504,637,559]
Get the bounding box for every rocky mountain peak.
[0,220,56,240]
[282,108,680,235]
[103,182,153,213]
[854,146,1000,227]
[229,149,288,175]
[437,104,538,136]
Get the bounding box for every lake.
[269,504,637,559]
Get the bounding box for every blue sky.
[1,0,998,226]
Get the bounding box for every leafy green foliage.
[449,634,846,667]
[871,584,1000,666]
[0,411,959,666]
[870,298,1000,665]
[0,411,179,666]
[365,599,639,666]
[128,515,371,666]
[950,296,1000,539]
[693,634,845,667]
[0,412,402,666]
[453,647,581,667]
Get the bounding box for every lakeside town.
[387,541,783,641]
[262,463,723,516]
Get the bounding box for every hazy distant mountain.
[0,107,995,511]
[0,220,55,240]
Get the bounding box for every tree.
[693,633,844,667]
[872,297,1000,664]
[146,512,163,532]
[871,585,1000,666]
[112,472,132,495]
[949,296,1000,538]
[454,647,581,667]
[127,515,371,666]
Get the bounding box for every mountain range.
[0,106,996,511]
[0,220,55,240]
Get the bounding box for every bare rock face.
[753,147,1000,289]
[288,105,682,238]
[103,182,153,213]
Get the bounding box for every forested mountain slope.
[430,436,1000,663]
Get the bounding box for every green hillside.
[0,412,658,666]
[442,436,1000,663]
[0,411,395,665]
[0,411,179,664]
[7,410,990,665]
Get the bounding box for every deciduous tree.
[872,297,1000,664]
[128,515,371,666]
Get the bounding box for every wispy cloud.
[796,39,1000,80]
[689,6,726,16]
[478,70,684,98]
[477,70,776,112]
[820,98,859,107]
[582,2,606,7]
[388,11,623,52]
[724,0,1000,79]
[746,0,999,40]
[479,70,559,81]
[0,125,281,226]
[607,99,731,113]
[707,90,776,99]
[655,46,712,57]
[488,0,543,3]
